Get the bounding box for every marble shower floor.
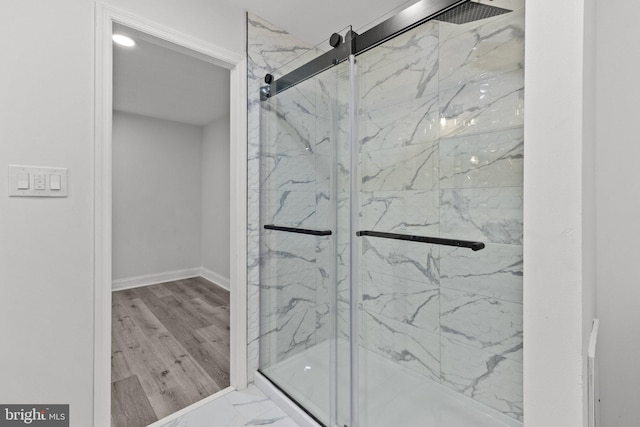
[264,339,522,427]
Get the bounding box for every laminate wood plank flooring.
[112,375,158,427]
[111,277,230,426]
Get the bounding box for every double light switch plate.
[8,165,68,197]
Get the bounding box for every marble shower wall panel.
[438,0,525,43]
[440,288,523,362]
[440,337,523,421]
[260,270,318,360]
[439,127,524,190]
[439,70,524,139]
[248,14,321,381]
[357,7,524,422]
[361,190,439,235]
[440,244,523,304]
[260,232,317,280]
[361,141,439,192]
[361,236,439,286]
[359,95,440,153]
[359,22,439,111]
[440,187,523,245]
[362,310,441,382]
[439,8,525,91]
[362,270,439,333]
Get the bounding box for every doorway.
[94,5,248,427]
[110,23,232,426]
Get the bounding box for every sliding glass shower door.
[259,2,524,426]
[259,29,353,427]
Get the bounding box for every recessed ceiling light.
[112,34,136,47]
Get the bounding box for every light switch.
[49,174,61,190]
[17,173,30,189]
[8,165,68,197]
[34,174,46,190]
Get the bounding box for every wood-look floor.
[111,277,230,427]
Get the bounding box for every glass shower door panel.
[355,6,524,427]
[259,58,347,425]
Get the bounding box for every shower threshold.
[261,339,522,427]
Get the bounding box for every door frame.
[93,3,248,426]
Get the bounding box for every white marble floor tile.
[158,386,300,427]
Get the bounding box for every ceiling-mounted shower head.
[435,1,512,25]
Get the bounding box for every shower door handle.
[264,224,332,236]
[356,230,485,251]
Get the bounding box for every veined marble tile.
[362,270,440,333]
[226,386,276,423]
[440,243,523,303]
[159,392,247,427]
[360,21,438,72]
[358,22,439,110]
[441,337,523,421]
[359,95,440,153]
[440,127,524,189]
[261,190,316,228]
[440,187,523,245]
[260,150,317,192]
[248,12,319,382]
[439,9,525,91]
[314,114,333,157]
[361,235,439,285]
[261,105,316,155]
[243,405,301,426]
[315,153,331,195]
[260,271,316,328]
[315,236,336,342]
[361,141,439,192]
[362,310,441,381]
[438,1,526,42]
[259,232,317,279]
[361,189,439,235]
[260,272,317,361]
[439,70,524,139]
[247,14,316,73]
[440,288,522,361]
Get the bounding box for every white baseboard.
[112,267,230,292]
[200,267,230,291]
[112,268,200,291]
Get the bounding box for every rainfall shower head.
[435,1,512,25]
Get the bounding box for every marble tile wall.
[248,5,525,422]
[248,14,342,379]
[357,8,525,421]
[247,13,319,381]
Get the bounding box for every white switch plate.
[8,165,68,197]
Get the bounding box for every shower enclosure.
[258,0,524,425]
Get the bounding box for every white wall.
[524,0,596,425]
[595,1,640,425]
[0,1,244,426]
[112,111,203,282]
[201,114,231,282]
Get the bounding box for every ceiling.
[113,24,230,126]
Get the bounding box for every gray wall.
[596,0,640,424]
[112,111,203,281]
[202,114,231,280]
